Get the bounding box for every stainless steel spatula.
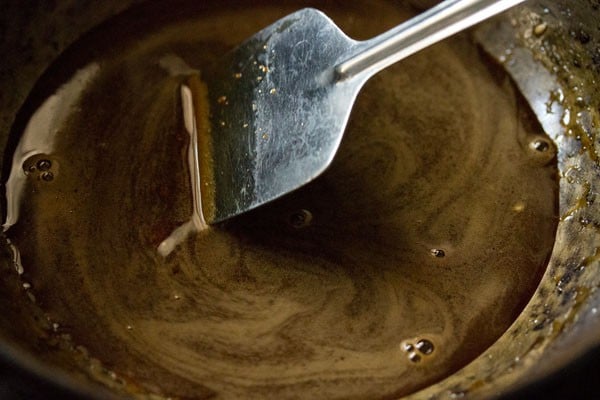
[189,0,524,223]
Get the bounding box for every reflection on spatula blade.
[194,1,524,223]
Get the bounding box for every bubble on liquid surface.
[401,337,437,364]
[416,339,435,355]
[530,139,550,152]
[526,136,556,165]
[36,159,52,171]
[22,155,57,181]
[430,248,446,258]
[40,171,54,182]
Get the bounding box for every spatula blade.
[200,8,365,223]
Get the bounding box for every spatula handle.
[335,0,525,81]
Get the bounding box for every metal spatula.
[187,0,524,224]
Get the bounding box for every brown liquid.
[3,0,558,398]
